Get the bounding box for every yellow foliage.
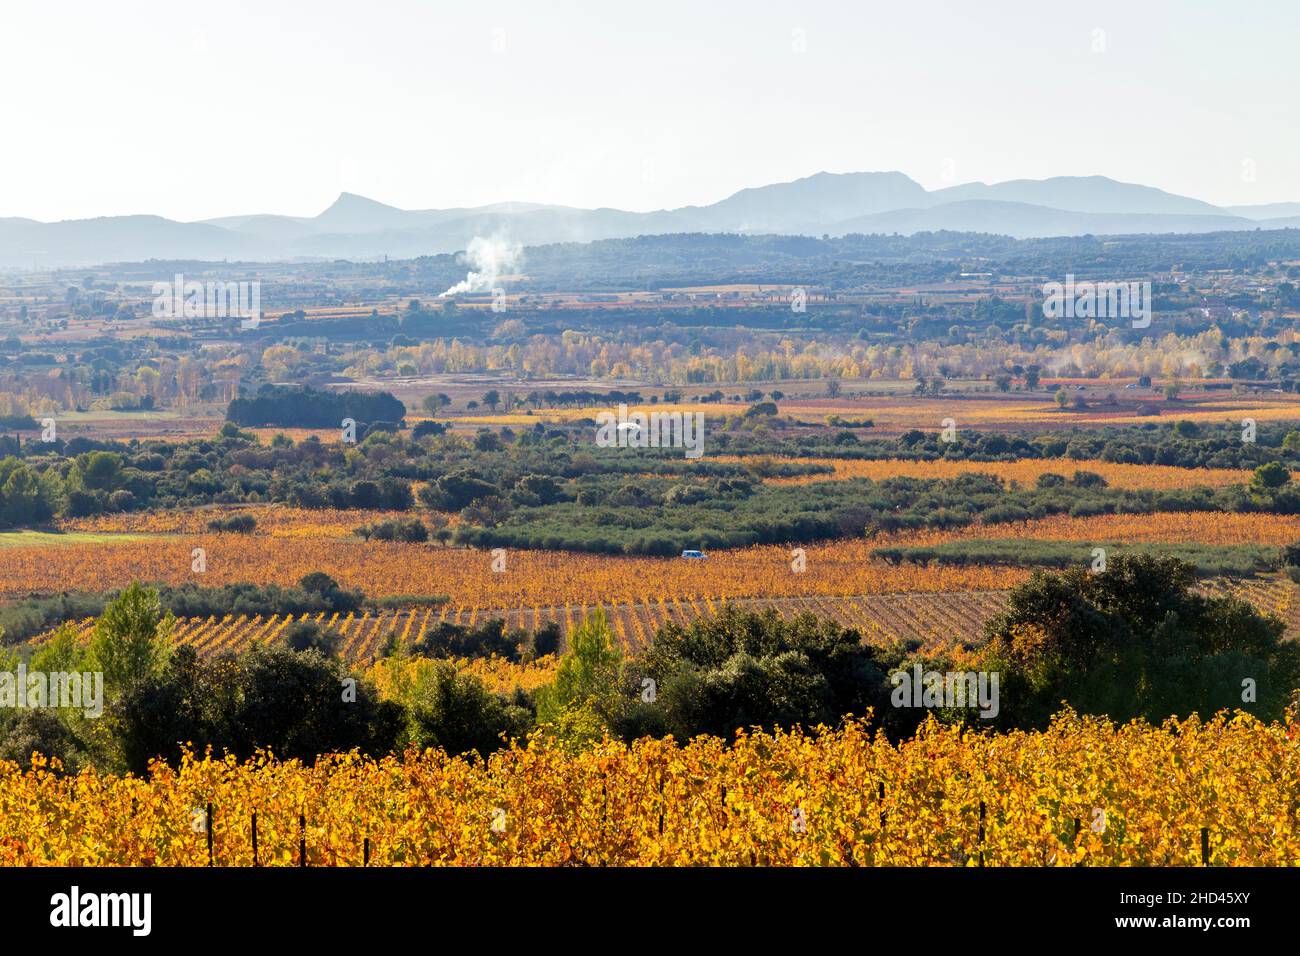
[1,710,1295,866]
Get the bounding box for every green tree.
[88,583,174,695]
[0,710,89,772]
[628,607,890,740]
[30,621,88,674]
[115,644,404,772]
[75,451,123,492]
[284,620,339,657]
[406,661,531,757]
[1251,461,1291,494]
[0,459,51,527]
[979,555,1300,727]
[421,393,451,416]
[535,609,623,746]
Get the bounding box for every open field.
[454,390,1300,434]
[19,377,1300,445]
[0,531,153,548]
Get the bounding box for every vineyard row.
[36,577,1299,663]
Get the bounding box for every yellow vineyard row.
[2,710,1297,865]
[36,577,1300,664]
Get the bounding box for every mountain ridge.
[3,172,1297,268]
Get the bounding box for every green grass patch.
[0,531,157,548]
[872,539,1278,577]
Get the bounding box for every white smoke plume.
[439,235,523,297]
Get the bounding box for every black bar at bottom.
[2,866,1285,943]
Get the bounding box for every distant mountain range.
[3,171,1299,268]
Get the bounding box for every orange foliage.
[2,711,1297,865]
[0,536,1027,605]
[742,457,1252,490]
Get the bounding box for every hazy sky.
[1,0,1296,221]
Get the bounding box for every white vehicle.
[681,550,707,560]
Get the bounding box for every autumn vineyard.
[6,182,1300,882]
[30,577,1300,664]
[4,712,1298,866]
